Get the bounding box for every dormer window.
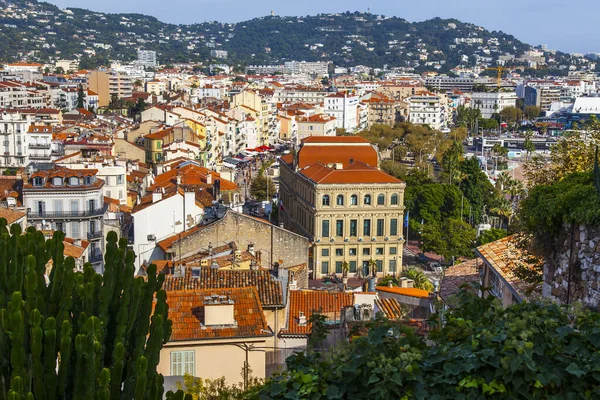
[84,176,92,185]
[32,177,43,186]
[68,177,79,186]
[51,177,62,186]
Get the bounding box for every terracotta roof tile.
[439,259,480,301]
[280,290,354,337]
[0,208,25,224]
[163,267,284,307]
[167,287,270,341]
[375,286,431,299]
[374,297,404,319]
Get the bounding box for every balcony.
[27,205,107,220]
[29,143,51,149]
[29,154,50,160]
[89,253,103,263]
[87,231,103,240]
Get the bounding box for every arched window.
[51,177,63,186]
[391,193,399,205]
[32,177,43,186]
[350,194,358,205]
[364,194,371,205]
[377,194,385,205]
[336,195,344,206]
[322,195,330,206]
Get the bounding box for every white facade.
[27,126,53,164]
[132,190,204,269]
[408,94,446,129]
[56,161,128,204]
[23,169,106,271]
[324,92,358,132]
[284,61,329,76]
[0,110,34,166]
[471,91,518,119]
[137,50,157,68]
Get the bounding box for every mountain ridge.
[0,0,532,70]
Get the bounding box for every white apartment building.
[273,88,329,104]
[191,85,222,103]
[23,167,106,272]
[137,50,157,68]
[0,81,46,109]
[324,92,358,132]
[56,158,128,205]
[0,110,34,166]
[27,125,53,164]
[131,188,204,270]
[471,91,518,119]
[408,94,446,129]
[284,61,329,76]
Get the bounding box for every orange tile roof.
[0,208,25,224]
[475,235,542,300]
[302,136,370,144]
[151,164,238,192]
[156,225,203,251]
[375,297,404,319]
[439,259,480,301]
[296,145,378,169]
[280,290,354,337]
[167,287,270,341]
[144,128,173,140]
[162,268,284,308]
[299,161,401,184]
[376,286,431,299]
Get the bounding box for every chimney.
[203,295,235,326]
[206,173,212,185]
[247,243,255,256]
[176,172,182,185]
[152,188,163,203]
[298,311,307,326]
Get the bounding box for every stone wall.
[542,223,600,309]
[172,211,309,271]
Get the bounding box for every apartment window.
[362,248,370,256]
[350,195,358,205]
[170,351,195,376]
[349,261,357,273]
[321,220,330,237]
[489,269,504,299]
[376,219,384,237]
[363,219,371,237]
[391,193,399,205]
[321,261,329,275]
[377,194,385,205]
[389,259,397,273]
[336,220,344,237]
[335,248,343,256]
[336,195,344,206]
[349,219,357,237]
[71,222,79,239]
[364,194,371,205]
[349,248,357,256]
[321,248,329,257]
[376,260,383,272]
[322,195,330,206]
[335,261,343,274]
[390,247,397,255]
[117,175,124,184]
[390,219,398,236]
[32,177,43,186]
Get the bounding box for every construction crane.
[486,66,507,88]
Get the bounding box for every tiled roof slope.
[280,290,354,337]
[439,259,480,301]
[163,268,284,307]
[475,235,542,300]
[297,145,378,169]
[167,287,270,341]
[374,297,404,319]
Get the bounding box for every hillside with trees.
[0,0,531,69]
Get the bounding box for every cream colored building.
[279,136,406,278]
[296,113,336,145]
[158,287,271,384]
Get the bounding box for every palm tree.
[402,268,434,291]
[495,171,511,191]
[490,198,513,229]
[368,259,378,278]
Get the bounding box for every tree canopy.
[256,289,600,399]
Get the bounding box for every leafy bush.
[255,290,600,399]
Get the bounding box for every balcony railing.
[29,143,51,149]
[87,231,103,240]
[27,205,107,219]
[89,253,103,263]
[29,154,50,160]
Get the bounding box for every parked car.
[417,253,428,263]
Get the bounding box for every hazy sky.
[46,0,599,54]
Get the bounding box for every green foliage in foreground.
[255,290,600,399]
[0,219,185,400]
